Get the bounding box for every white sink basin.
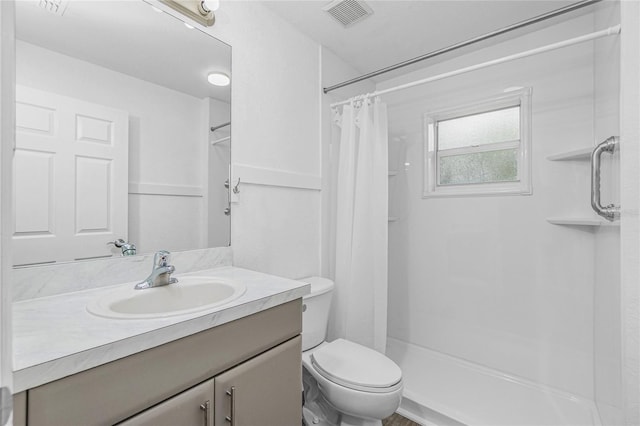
[86,276,246,319]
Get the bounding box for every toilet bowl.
[300,277,403,426]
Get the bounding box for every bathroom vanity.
[11,266,309,426]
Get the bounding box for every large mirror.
[14,0,231,267]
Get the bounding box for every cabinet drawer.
[118,379,214,426]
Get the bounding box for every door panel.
[13,86,128,265]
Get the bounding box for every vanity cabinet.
[22,300,302,426]
[118,336,302,426]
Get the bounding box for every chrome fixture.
[591,136,620,222]
[323,0,602,93]
[232,178,240,194]
[210,121,231,132]
[135,250,178,290]
[157,0,216,27]
[200,400,211,426]
[225,386,236,425]
[108,239,137,256]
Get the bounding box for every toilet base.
[340,414,382,426]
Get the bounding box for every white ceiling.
[264,0,587,86]
[16,0,231,102]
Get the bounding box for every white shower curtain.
[330,97,389,353]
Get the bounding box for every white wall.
[201,3,322,279]
[382,14,600,398]
[620,1,640,423]
[16,41,207,255]
[0,0,14,406]
[593,2,623,423]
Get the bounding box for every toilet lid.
[311,339,402,391]
[300,276,334,298]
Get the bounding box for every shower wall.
[593,2,622,423]
[384,11,610,400]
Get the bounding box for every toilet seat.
[311,339,402,393]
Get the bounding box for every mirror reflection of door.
[15,1,232,260]
[13,86,128,266]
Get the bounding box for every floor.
[383,413,421,426]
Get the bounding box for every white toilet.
[300,277,403,426]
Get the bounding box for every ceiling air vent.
[38,0,69,16]
[322,0,374,28]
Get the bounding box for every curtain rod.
[210,122,231,132]
[323,0,601,94]
[330,24,621,108]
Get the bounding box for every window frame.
[423,88,532,198]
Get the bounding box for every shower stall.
[326,1,634,424]
[381,3,623,424]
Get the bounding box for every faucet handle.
[107,238,127,247]
[153,250,171,267]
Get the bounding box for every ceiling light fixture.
[200,0,219,12]
[207,72,230,86]
[158,0,215,27]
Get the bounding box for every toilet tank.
[300,277,335,351]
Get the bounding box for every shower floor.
[386,338,602,426]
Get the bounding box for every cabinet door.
[214,336,301,426]
[119,379,214,426]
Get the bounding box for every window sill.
[423,183,532,198]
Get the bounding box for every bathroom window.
[423,88,532,198]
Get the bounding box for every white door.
[13,86,128,266]
[1,3,15,422]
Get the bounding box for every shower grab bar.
[591,136,620,222]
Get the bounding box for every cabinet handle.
[200,400,210,426]
[225,386,236,425]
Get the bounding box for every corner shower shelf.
[546,147,593,161]
[388,170,398,177]
[388,216,399,222]
[210,136,231,145]
[546,217,618,226]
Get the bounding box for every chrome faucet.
[134,250,178,290]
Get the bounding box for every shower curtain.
[330,97,389,353]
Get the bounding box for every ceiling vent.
[322,0,374,28]
[38,0,69,16]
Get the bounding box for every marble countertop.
[13,266,309,392]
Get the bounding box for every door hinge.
[0,386,12,426]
